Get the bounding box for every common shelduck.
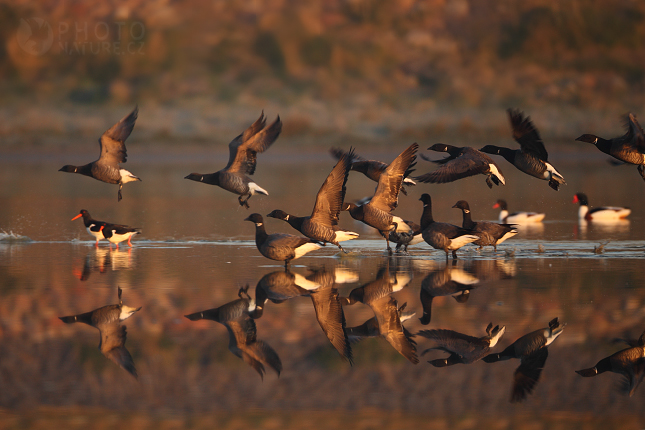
[573,192,631,221]
[494,199,545,224]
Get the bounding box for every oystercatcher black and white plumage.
[59,287,141,378]
[71,209,107,246]
[342,143,418,255]
[483,317,565,403]
[576,113,645,183]
[59,107,141,201]
[185,112,282,208]
[267,148,358,252]
[100,223,141,249]
[415,144,505,188]
[573,192,631,221]
[452,200,518,251]
[480,109,566,191]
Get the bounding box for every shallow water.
[1,145,645,428]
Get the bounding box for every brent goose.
[185,286,282,379]
[483,317,565,402]
[419,263,479,325]
[253,268,352,364]
[387,219,424,254]
[346,302,415,343]
[99,223,141,249]
[267,149,358,252]
[330,147,416,195]
[59,107,140,201]
[245,213,321,267]
[418,323,506,366]
[59,287,141,378]
[185,112,282,208]
[573,192,631,221]
[342,143,418,255]
[576,113,645,182]
[480,109,566,191]
[494,199,545,224]
[576,329,645,397]
[71,209,108,246]
[453,200,518,251]
[342,266,418,364]
[415,144,505,188]
[418,194,479,260]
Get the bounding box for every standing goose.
[59,287,141,378]
[418,193,479,260]
[483,317,565,403]
[245,213,321,267]
[185,287,282,379]
[576,113,645,182]
[494,199,545,224]
[573,192,631,221]
[414,144,505,188]
[253,268,353,364]
[419,263,479,325]
[71,209,108,246]
[452,200,518,251]
[267,149,358,252]
[59,107,140,201]
[330,147,416,195]
[342,266,418,364]
[576,329,645,397]
[185,112,282,208]
[418,323,506,367]
[342,143,419,255]
[99,223,141,249]
[480,109,566,191]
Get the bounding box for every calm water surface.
[1,145,644,428]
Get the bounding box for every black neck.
[286,214,306,231]
[254,223,269,246]
[593,356,612,374]
[595,137,613,155]
[460,209,476,229]
[420,202,434,229]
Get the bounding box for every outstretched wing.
[310,148,354,227]
[507,109,549,161]
[98,322,138,378]
[511,347,548,402]
[369,143,418,212]
[97,106,138,166]
[415,149,493,183]
[226,112,282,174]
[623,113,645,152]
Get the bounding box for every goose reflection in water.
[342,265,418,364]
[482,317,565,402]
[185,286,281,379]
[253,267,354,364]
[418,323,506,367]
[576,329,645,397]
[59,287,141,378]
[74,247,135,281]
[419,262,479,325]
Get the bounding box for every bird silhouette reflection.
[185,286,282,379]
[253,267,353,364]
[419,262,479,325]
[342,264,418,364]
[74,247,135,281]
[59,287,141,378]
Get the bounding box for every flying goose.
[185,112,282,208]
[59,107,140,201]
[330,147,416,195]
[483,317,565,403]
[342,143,418,255]
[573,192,631,221]
[576,113,645,182]
[267,148,358,252]
[480,109,566,191]
[493,199,545,224]
[71,209,108,246]
[452,200,518,251]
[59,287,141,378]
[245,213,321,267]
[418,194,479,260]
[185,286,282,379]
[418,323,506,366]
[576,329,645,397]
[415,144,505,188]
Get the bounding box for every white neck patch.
[285,215,289,220]
[255,222,263,227]
[464,209,470,213]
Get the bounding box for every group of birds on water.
[57,107,644,402]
